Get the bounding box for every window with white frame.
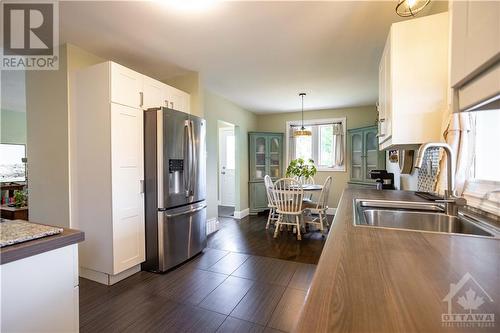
[463,109,500,215]
[472,110,500,182]
[286,118,346,171]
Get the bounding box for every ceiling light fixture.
[395,0,431,17]
[294,93,312,137]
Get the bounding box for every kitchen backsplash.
[417,147,441,192]
[386,148,441,192]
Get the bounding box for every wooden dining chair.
[272,178,305,240]
[303,176,332,232]
[264,175,279,229]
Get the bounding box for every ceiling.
[60,1,447,113]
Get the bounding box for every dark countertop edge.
[0,223,84,265]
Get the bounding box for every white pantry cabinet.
[378,12,449,150]
[73,61,145,284]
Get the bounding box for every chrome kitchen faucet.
[414,142,467,216]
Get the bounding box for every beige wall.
[25,43,103,228]
[67,44,105,228]
[204,90,258,220]
[256,106,378,209]
[26,45,70,227]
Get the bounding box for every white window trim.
[285,117,347,172]
[462,179,500,216]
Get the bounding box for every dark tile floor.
[208,214,327,264]
[79,214,326,332]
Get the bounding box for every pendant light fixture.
[396,0,430,17]
[294,93,312,137]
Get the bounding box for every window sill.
[317,167,346,173]
[463,179,500,216]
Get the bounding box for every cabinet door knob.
[170,101,174,108]
[139,92,144,107]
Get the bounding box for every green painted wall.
[1,109,26,144]
[204,90,258,220]
[256,106,378,208]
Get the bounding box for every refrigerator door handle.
[190,120,196,196]
[163,204,207,218]
[184,120,191,197]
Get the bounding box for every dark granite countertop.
[295,189,500,333]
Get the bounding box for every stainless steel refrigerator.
[143,107,207,272]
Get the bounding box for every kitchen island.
[295,189,500,332]
[0,220,84,332]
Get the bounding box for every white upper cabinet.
[111,62,191,113]
[110,62,143,109]
[378,34,392,144]
[450,0,500,112]
[142,76,167,110]
[164,85,191,114]
[450,0,500,88]
[378,12,449,150]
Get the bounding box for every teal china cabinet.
[249,132,283,214]
[348,126,385,186]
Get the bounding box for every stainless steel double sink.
[354,199,500,239]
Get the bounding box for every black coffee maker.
[369,170,395,190]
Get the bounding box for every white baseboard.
[206,217,219,235]
[233,208,250,219]
[327,207,337,215]
[79,265,141,285]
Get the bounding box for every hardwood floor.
[80,213,326,332]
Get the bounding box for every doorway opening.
[217,121,236,218]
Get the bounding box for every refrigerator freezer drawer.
[157,202,207,272]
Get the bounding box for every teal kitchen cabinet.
[248,132,283,214]
[348,126,385,185]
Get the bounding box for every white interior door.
[219,127,236,207]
